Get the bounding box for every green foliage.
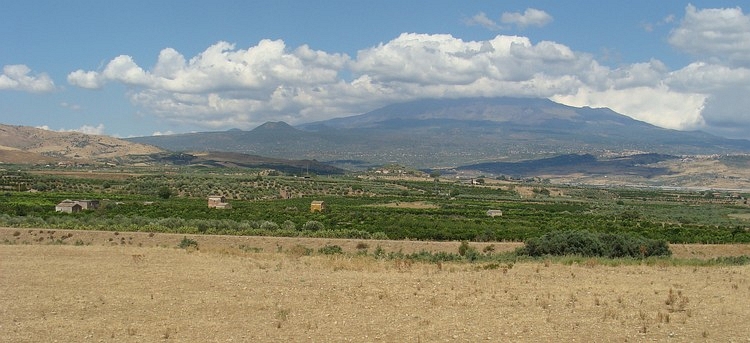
[178,236,199,249]
[157,186,172,199]
[318,244,343,255]
[0,168,748,245]
[707,255,750,266]
[518,230,671,258]
[302,220,324,231]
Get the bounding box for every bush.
[178,236,199,250]
[518,230,671,258]
[318,244,343,255]
[301,220,324,231]
[458,241,480,262]
[260,220,279,231]
[370,231,389,240]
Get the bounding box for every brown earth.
[0,124,162,163]
[2,237,750,342]
[2,227,750,259]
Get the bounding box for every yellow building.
[310,200,326,213]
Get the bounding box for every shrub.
[260,220,279,231]
[178,236,199,250]
[518,230,671,258]
[370,231,389,240]
[288,244,313,256]
[281,220,296,231]
[318,244,343,255]
[301,220,324,231]
[458,241,480,262]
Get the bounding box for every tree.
[157,186,172,199]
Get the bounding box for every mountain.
[0,124,163,164]
[129,97,750,168]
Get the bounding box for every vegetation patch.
[177,236,199,250]
[517,230,671,258]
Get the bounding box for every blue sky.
[1,1,749,139]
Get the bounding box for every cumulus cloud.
[500,8,553,29]
[66,6,750,139]
[660,5,750,138]
[552,86,707,130]
[0,65,56,92]
[37,124,106,135]
[668,4,750,67]
[700,87,750,138]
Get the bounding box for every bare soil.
[2,228,750,342]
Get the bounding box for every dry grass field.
[2,228,750,342]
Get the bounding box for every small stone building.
[486,209,503,217]
[208,195,231,209]
[76,199,100,210]
[55,200,83,213]
[310,200,326,213]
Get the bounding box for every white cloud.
[60,102,82,111]
[500,8,553,29]
[66,16,750,139]
[552,86,707,131]
[0,65,56,92]
[67,69,104,89]
[666,62,750,92]
[152,130,175,136]
[464,12,501,30]
[641,14,676,32]
[38,124,107,135]
[700,87,750,138]
[668,4,750,67]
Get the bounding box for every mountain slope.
[154,151,344,175]
[129,97,750,168]
[455,153,676,178]
[0,124,163,163]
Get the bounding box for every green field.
[1,166,749,244]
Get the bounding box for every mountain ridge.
[129,97,750,168]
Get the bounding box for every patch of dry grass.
[1,243,750,342]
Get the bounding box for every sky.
[1,1,749,139]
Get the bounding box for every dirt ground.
[2,227,750,260]
[2,241,750,343]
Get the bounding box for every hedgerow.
[517,230,671,258]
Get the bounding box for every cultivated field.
[2,229,750,342]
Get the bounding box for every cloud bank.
[66,5,750,139]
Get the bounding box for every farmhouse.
[75,199,99,210]
[486,210,503,217]
[208,195,232,209]
[55,200,83,213]
[310,200,326,213]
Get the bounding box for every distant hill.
[0,124,163,164]
[455,153,677,178]
[153,151,344,175]
[129,97,750,168]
